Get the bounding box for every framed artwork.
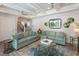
[49,18,62,29]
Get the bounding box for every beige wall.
[0,13,17,41]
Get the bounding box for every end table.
[3,39,14,54]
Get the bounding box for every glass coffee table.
[37,39,57,50]
[28,39,64,56]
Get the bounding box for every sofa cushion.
[55,37,65,40]
[56,32,65,37]
[49,31,56,37]
[48,36,55,40]
[28,31,32,36]
[18,41,31,49]
[24,32,29,37]
[55,37,65,45]
[46,31,56,37]
[41,36,47,39]
[32,31,36,36]
[42,31,46,36]
[18,36,36,43]
[13,33,24,39]
[46,31,49,36]
[12,39,18,49]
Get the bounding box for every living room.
[0,3,79,56]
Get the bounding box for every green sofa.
[12,31,37,50]
[41,31,66,45]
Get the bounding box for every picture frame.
[49,18,62,29]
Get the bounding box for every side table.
[70,36,77,50]
[3,39,14,54]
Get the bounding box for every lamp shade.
[74,29,79,33]
[21,21,25,26]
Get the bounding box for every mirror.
[49,18,62,29]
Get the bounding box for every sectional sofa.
[41,31,66,45]
[12,30,66,50]
[12,31,37,50]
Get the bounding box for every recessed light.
[48,7,50,9]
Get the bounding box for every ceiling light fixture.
[48,3,51,9]
[48,3,50,4]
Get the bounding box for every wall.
[0,13,17,41]
[32,9,79,43]
[32,9,79,33]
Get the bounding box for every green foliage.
[67,17,74,23]
[44,22,48,26]
[63,17,75,28]
[63,23,70,28]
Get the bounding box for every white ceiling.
[0,3,79,18]
[7,3,75,14]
